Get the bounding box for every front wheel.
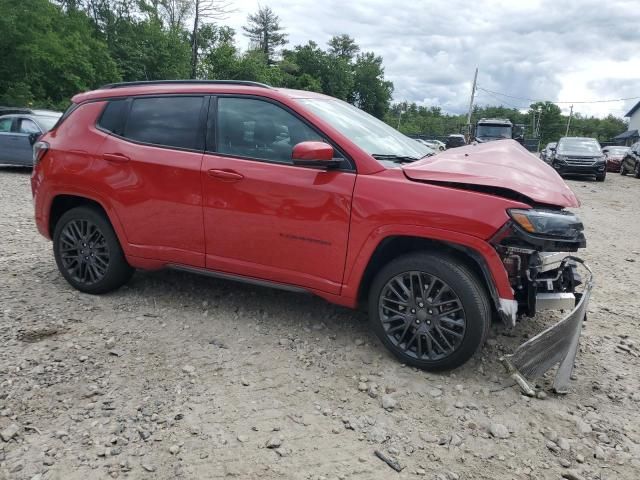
[595,172,606,182]
[53,206,134,294]
[635,162,640,179]
[368,253,490,371]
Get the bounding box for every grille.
[565,157,596,166]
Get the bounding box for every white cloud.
[222,0,639,117]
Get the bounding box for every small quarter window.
[98,99,126,135]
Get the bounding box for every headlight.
[508,209,583,238]
[555,154,568,161]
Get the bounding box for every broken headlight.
[508,209,583,239]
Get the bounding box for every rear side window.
[0,117,12,132]
[98,99,126,135]
[123,96,204,150]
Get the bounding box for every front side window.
[0,118,12,132]
[124,96,204,150]
[18,119,41,134]
[216,97,323,164]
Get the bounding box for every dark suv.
[620,141,640,177]
[552,137,606,181]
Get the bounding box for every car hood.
[402,140,580,208]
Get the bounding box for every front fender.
[342,223,514,308]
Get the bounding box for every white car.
[415,139,445,151]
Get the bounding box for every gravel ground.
[1,167,639,480]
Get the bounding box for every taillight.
[33,141,49,165]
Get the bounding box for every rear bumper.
[501,257,593,394]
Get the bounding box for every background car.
[445,134,466,149]
[540,142,557,164]
[620,142,640,178]
[602,146,629,172]
[422,139,446,151]
[552,136,606,181]
[0,109,61,166]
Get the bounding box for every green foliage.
[242,6,287,64]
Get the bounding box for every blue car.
[0,110,61,166]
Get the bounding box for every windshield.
[297,98,432,161]
[558,138,601,154]
[36,115,61,131]
[476,124,512,138]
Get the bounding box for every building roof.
[624,100,640,118]
[613,129,639,140]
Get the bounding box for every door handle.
[207,169,244,181]
[103,153,130,163]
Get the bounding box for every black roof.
[613,129,639,140]
[624,100,640,118]
[0,106,33,115]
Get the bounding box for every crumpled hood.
[402,140,580,208]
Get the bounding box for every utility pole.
[466,67,478,141]
[535,107,542,137]
[565,105,573,136]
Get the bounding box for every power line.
[476,86,640,105]
[475,90,529,110]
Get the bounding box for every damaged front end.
[491,209,593,394]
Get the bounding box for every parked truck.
[474,118,525,144]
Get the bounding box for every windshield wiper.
[372,154,423,164]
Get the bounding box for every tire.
[53,206,134,294]
[368,252,490,371]
[595,172,606,182]
[620,163,627,175]
[635,162,640,179]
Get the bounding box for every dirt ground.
[1,167,639,480]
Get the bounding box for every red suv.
[31,80,591,383]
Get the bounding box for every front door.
[202,97,356,294]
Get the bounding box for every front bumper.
[552,161,605,176]
[501,257,593,394]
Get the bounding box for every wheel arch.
[355,235,505,316]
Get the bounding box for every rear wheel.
[53,206,134,294]
[620,162,627,175]
[635,162,640,179]
[368,252,490,371]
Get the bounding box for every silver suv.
[0,109,61,166]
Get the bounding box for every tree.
[328,34,359,62]
[242,6,287,64]
[188,0,231,78]
[352,52,393,118]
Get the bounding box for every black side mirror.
[28,133,40,146]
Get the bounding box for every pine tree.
[242,6,287,64]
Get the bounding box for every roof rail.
[99,80,272,90]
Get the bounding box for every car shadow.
[0,165,32,174]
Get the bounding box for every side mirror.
[28,132,41,146]
[550,147,556,152]
[291,141,340,169]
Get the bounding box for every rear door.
[0,117,15,163]
[96,95,208,267]
[201,96,356,294]
[15,118,42,164]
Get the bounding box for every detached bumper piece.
[501,257,593,395]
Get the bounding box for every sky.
[223,0,639,119]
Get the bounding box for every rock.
[489,423,510,439]
[546,441,560,453]
[594,445,605,460]
[237,434,248,443]
[182,365,195,375]
[559,458,571,468]
[419,432,438,443]
[79,355,88,362]
[381,395,397,410]
[562,471,586,480]
[557,437,571,451]
[279,338,290,346]
[266,436,282,449]
[1,423,20,442]
[241,377,250,386]
[575,454,585,463]
[358,382,368,392]
[428,388,442,398]
[575,419,592,435]
[169,445,180,455]
[105,337,116,348]
[536,391,548,400]
[354,338,365,346]
[141,464,156,472]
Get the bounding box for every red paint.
[31,83,581,309]
[291,141,334,161]
[403,140,580,208]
